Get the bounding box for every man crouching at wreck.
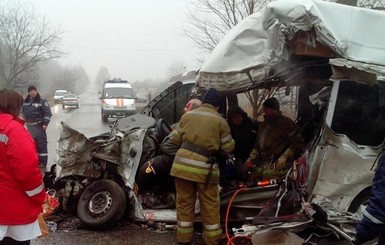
[169,88,235,245]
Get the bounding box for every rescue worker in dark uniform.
[353,147,385,244]
[170,88,235,245]
[226,105,259,181]
[245,97,304,181]
[22,85,52,172]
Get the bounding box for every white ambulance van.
[99,79,136,122]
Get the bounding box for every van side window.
[151,83,195,125]
[331,80,384,146]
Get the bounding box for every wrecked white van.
[195,0,385,240]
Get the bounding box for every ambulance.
[99,79,136,122]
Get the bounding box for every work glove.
[245,159,255,169]
[274,148,294,170]
[245,148,259,169]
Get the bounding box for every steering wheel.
[155,118,172,142]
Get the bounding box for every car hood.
[196,0,385,93]
[57,114,156,189]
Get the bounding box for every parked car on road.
[136,94,148,103]
[62,93,79,109]
[54,89,68,103]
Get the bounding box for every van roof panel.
[196,0,385,93]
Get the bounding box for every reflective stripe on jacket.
[250,113,304,161]
[0,113,45,225]
[22,94,52,126]
[364,149,385,224]
[170,104,235,183]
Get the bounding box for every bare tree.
[166,61,186,79]
[53,65,82,93]
[0,0,63,89]
[183,0,274,119]
[75,64,90,94]
[183,0,269,57]
[357,0,385,9]
[95,66,111,88]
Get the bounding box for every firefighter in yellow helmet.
[170,88,235,245]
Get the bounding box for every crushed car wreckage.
[47,0,385,243]
[50,113,279,230]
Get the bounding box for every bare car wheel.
[77,179,126,229]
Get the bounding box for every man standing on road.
[170,88,235,245]
[22,85,52,173]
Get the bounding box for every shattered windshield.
[331,80,385,146]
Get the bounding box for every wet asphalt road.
[31,222,203,245]
[30,83,353,245]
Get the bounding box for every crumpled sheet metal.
[130,191,176,223]
[197,0,385,92]
[57,121,147,190]
[57,121,100,178]
[118,129,146,189]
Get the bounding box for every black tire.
[348,188,371,213]
[77,179,126,230]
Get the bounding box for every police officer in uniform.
[170,88,235,245]
[22,85,52,173]
[353,147,385,244]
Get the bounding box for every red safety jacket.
[0,113,45,225]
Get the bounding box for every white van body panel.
[196,0,385,92]
[195,0,385,213]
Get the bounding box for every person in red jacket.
[0,88,46,245]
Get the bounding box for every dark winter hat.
[27,85,37,92]
[202,88,222,107]
[263,97,280,111]
[227,105,247,119]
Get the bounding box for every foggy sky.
[30,0,201,82]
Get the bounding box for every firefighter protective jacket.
[170,104,235,184]
[249,112,304,163]
[22,93,52,126]
[0,113,46,225]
